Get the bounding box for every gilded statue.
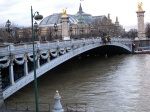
[62,8,67,17]
[138,2,143,11]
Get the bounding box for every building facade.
[16,4,125,42]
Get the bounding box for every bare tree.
[0,28,10,43]
[127,29,138,39]
[21,28,31,42]
[145,22,150,38]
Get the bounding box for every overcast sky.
[0,0,149,31]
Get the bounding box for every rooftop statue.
[62,8,67,17]
[138,2,143,11]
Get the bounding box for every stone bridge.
[0,38,133,99]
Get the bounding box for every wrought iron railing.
[5,101,50,112]
[5,102,87,112]
[66,103,87,112]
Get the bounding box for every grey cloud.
[0,1,21,11]
[55,2,78,10]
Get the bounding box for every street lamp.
[98,28,101,37]
[34,21,39,32]
[116,30,118,37]
[31,6,43,112]
[69,24,73,39]
[88,24,91,38]
[80,27,84,39]
[34,21,40,41]
[5,20,12,43]
[54,23,58,40]
[90,26,94,38]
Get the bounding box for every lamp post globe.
[90,26,94,38]
[34,12,43,20]
[34,21,39,41]
[69,24,73,39]
[54,23,58,40]
[34,21,39,32]
[5,20,13,42]
[5,20,11,31]
[80,27,84,39]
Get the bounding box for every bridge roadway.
[0,37,133,99]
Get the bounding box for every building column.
[24,56,28,76]
[57,50,59,58]
[0,68,4,109]
[136,10,146,38]
[9,62,15,85]
[47,56,50,62]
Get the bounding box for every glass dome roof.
[39,13,78,26]
[39,4,93,26]
[75,3,93,23]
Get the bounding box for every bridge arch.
[1,38,133,99]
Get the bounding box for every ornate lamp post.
[98,28,101,37]
[54,23,58,40]
[31,6,43,112]
[80,27,84,39]
[34,21,40,41]
[5,20,12,43]
[116,30,118,37]
[90,26,94,38]
[88,24,91,38]
[69,24,73,39]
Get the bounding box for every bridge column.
[47,55,50,62]
[9,62,15,85]
[37,57,40,68]
[0,68,4,109]
[24,56,28,76]
[57,50,60,58]
[136,10,146,38]
[61,10,70,40]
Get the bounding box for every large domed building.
[18,3,125,42]
[39,3,105,40]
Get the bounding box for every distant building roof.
[39,13,78,26]
[39,3,93,27]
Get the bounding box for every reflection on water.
[5,54,150,112]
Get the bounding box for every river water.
[5,54,150,112]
